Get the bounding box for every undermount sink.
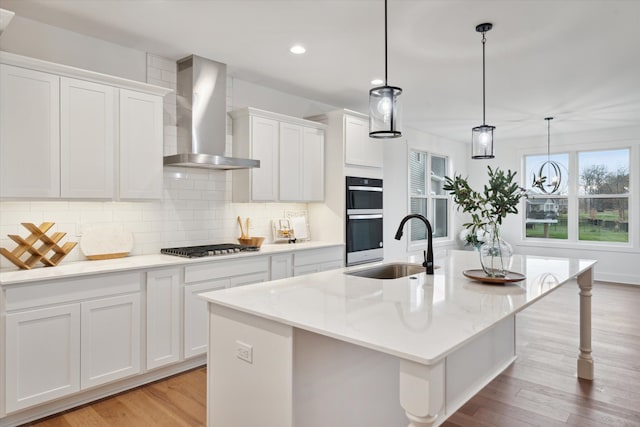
[345,263,436,280]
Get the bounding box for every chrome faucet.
[394,214,434,275]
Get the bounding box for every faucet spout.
[394,214,434,275]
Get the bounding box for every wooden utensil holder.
[0,222,78,269]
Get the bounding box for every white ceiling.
[2,0,640,144]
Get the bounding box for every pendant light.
[532,117,563,194]
[369,0,402,138]
[471,23,495,159]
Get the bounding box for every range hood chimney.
[163,55,259,170]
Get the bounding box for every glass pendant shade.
[369,85,402,138]
[471,124,495,159]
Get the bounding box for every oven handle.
[348,186,383,192]
[348,214,383,220]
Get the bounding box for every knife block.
[0,222,77,269]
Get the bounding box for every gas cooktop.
[161,243,260,258]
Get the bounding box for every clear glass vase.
[479,228,513,278]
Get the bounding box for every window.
[409,150,448,242]
[578,149,629,242]
[523,148,630,244]
[524,153,569,239]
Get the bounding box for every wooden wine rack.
[0,222,78,270]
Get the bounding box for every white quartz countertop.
[200,250,596,365]
[0,241,342,285]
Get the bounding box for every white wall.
[383,128,468,261]
[0,15,146,81]
[464,126,640,285]
[0,15,330,268]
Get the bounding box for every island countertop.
[200,250,596,365]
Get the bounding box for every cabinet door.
[303,127,325,201]
[0,64,60,198]
[81,294,141,388]
[344,115,383,168]
[279,122,303,201]
[250,116,279,201]
[119,89,163,200]
[228,271,270,288]
[60,78,116,198]
[146,268,181,369]
[184,279,228,358]
[270,253,293,280]
[6,304,80,412]
[293,264,322,277]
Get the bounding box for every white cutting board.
[80,225,133,260]
[290,216,308,241]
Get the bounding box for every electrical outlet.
[235,340,253,364]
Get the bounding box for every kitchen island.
[201,250,596,427]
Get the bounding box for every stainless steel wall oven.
[346,176,383,266]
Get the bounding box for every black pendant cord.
[547,118,551,162]
[481,31,487,126]
[384,0,388,86]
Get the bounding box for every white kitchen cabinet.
[232,114,279,201]
[182,256,269,358]
[0,52,169,201]
[231,107,326,202]
[279,124,325,202]
[302,127,325,201]
[146,268,181,369]
[270,253,293,280]
[344,113,383,168]
[279,122,304,201]
[119,89,164,200]
[0,64,60,198]
[293,246,344,276]
[80,294,141,388]
[184,279,227,358]
[5,304,81,412]
[60,77,116,198]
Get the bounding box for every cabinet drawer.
[5,272,142,311]
[184,256,269,284]
[294,247,343,267]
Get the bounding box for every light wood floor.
[24,282,640,427]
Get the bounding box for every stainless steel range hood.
[163,55,259,170]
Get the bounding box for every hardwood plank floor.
[23,282,640,427]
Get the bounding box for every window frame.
[407,148,451,251]
[521,145,634,251]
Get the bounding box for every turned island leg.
[399,359,444,427]
[577,267,595,380]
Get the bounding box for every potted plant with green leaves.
[443,166,526,277]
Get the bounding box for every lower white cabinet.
[270,253,293,280]
[81,294,141,388]
[146,268,180,370]
[5,293,141,413]
[184,279,227,358]
[293,246,344,276]
[6,304,81,412]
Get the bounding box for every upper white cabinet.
[119,89,163,200]
[231,107,326,202]
[0,64,60,198]
[344,113,383,168]
[0,52,170,200]
[60,77,116,198]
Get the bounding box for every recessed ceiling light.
[371,78,384,85]
[290,45,306,54]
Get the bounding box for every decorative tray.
[462,269,526,285]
